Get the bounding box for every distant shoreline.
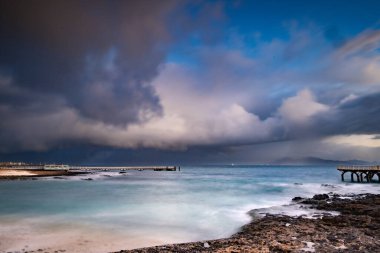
[0,169,87,179]
[114,193,380,253]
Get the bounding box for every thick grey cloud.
[0,0,228,152]
[0,0,177,125]
[0,0,225,125]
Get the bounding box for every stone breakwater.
[114,193,380,253]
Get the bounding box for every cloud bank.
[1,2,380,162]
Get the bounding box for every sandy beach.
[0,170,37,176]
[0,169,86,179]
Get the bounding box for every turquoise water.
[0,166,379,252]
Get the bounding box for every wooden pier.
[337,165,380,183]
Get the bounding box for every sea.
[0,165,379,252]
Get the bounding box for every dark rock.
[292,196,304,202]
[321,184,336,188]
[313,194,329,200]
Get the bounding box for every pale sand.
[0,217,180,253]
[0,170,37,176]
[0,169,85,177]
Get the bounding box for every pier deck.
[337,165,380,183]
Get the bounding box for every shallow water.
[0,165,379,252]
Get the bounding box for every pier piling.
[337,165,380,183]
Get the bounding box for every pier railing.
[337,165,380,171]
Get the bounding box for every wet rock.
[292,196,304,202]
[313,194,329,200]
[321,184,337,188]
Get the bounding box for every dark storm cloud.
[270,91,380,142]
[0,0,228,152]
[316,93,380,136]
[0,0,183,125]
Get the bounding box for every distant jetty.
[0,162,178,171]
[70,166,178,171]
[0,162,178,179]
[337,165,380,183]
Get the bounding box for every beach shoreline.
[0,169,87,179]
[114,193,380,253]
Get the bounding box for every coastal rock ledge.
[114,193,380,253]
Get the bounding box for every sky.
[1,0,380,164]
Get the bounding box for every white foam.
[251,203,340,219]
[301,241,316,252]
[39,171,126,181]
[230,181,379,223]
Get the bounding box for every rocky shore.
[115,193,380,253]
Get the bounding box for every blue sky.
[0,1,380,164]
[170,0,380,60]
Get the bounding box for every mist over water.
[0,166,379,252]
